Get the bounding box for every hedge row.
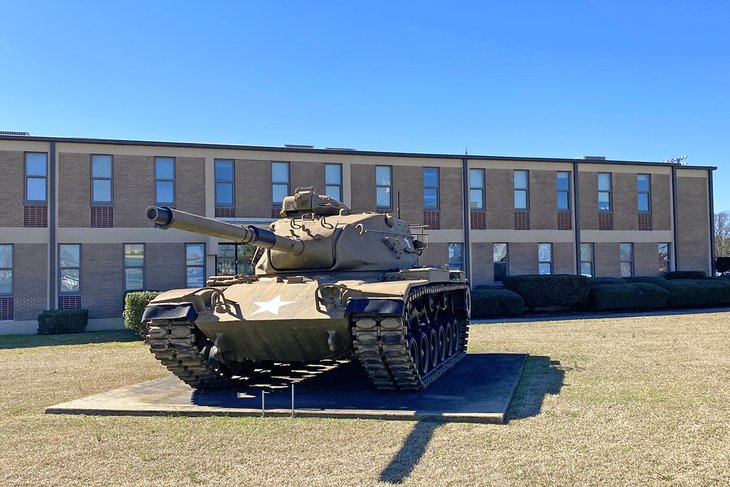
[585,283,669,311]
[471,288,524,318]
[502,274,589,310]
[123,291,161,337]
[37,309,88,334]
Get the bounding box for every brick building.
[0,134,716,333]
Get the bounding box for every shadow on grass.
[0,330,141,349]
[506,355,565,421]
[379,419,444,484]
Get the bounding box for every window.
[538,243,553,275]
[215,159,234,207]
[494,243,509,282]
[216,243,256,276]
[658,243,671,273]
[620,243,633,277]
[124,244,145,291]
[155,157,175,205]
[598,173,612,211]
[423,167,439,210]
[514,170,529,210]
[91,155,113,204]
[0,245,12,295]
[557,171,571,211]
[272,162,290,205]
[25,152,47,203]
[580,243,594,277]
[325,164,342,201]
[469,169,485,210]
[186,243,205,288]
[59,244,81,294]
[448,243,463,271]
[637,174,651,213]
[376,165,392,209]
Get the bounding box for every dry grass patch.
[1,313,729,486]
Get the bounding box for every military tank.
[142,187,470,391]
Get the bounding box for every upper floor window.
[598,173,612,211]
[580,243,594,277]
[375,165,392,209]
[124,244,145,291]
[637,174,651,213]
[557,171,571,211]
[0,244,12,295]
[25,152,48,203]
[493,243,509,282]
[215,159,234,207]
[91,155,113,205]
[155,157,175,206]
[448,243,463,271]
[658,243,671,273]
[423,167,439,210]
[271,162,290,205]
[514,170,529,210]
[325,164,342,201]
[59,244,81,294]
[620,243,634,277]
[469,169,485,210]
[538,243,553,275]
[186,243,206,288]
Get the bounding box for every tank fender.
[345,298,404,317]
[141,303,198,322]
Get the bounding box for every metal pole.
[261,391,268,417]
[291,383,295,418]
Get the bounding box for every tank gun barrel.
[146,206,304,255]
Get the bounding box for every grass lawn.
[1,313,728,486]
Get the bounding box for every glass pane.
[26,177,46,201]
[580,262,593,277]
[538,263,552,275]
[514,171,528,189]
[375,166,391,186]
[376,187,391,208]
[92,179,112,202]
[325,164,341,184]
[0,270,11,294]
[325,185,341,201]
[26,153,47,176]
[423,168,438,188]
[493,243,508,263]
[538,243,552,262]
[125,268,144,291]
[598,192,610,211]
[557,191,569,210]
[237,244,257,275]
[124,244,144,268]
[470,189,484,209]
[638,193,650,212]
[59,245,80,268]
[620,243,633,261]
[92,155,112,178]
[580,243,593,262]
[216,182,233,206]
[186,267,204,288]
[186,244,205,266]
[155,158,175,179]
[215,160,234,181]
[469,169,484,189]
[620,261,633,277]
[514,190,527,209]
[658,243,669,272]
[598,173,611,191]
[216,244,236,275]
[0,245,12,268]
[156,181,174,204]
[272,184,288,204]
[494,262,508,281]
[424,188,438,209]
[60,269,80,293]
[272,162,289,183]
[637,175,650,193]
[556,172,570,190]
[448,244,463,270]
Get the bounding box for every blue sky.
[1,1,728,210]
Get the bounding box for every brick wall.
[13,244,47,320]
[291,161,325,195]
[676,177,710,272]
[0,151,25,226]
[652,174,671,230]
[392,166,421,223]
[419,243,448,268]
[594,242,619,277]
[613,173,638,230]
[530,170,558,230]
[235,159,272,217]
[440,167,463,229]
[579,172,598,230]
[81,244,123,318]
[553,242,574,274]
[470,242,493,286]
[115,155,155,227]
[146,243,187,291]
[58,153,90,227]
[509,243,537,275]
[634,242,660,276]
[485,169,512,229]
[350,164,376,212]
[176,157,206,215]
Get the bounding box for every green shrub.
[716,257,730,274]
[471,288,524,318]
[588,277,625,286]
[666,271,706,280]
[502,274,590,310]
[586,283,669,311]
[123,291,160,337]
[627,277,730,308]
[37,309,88,335]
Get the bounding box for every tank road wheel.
[444,322,453,357]
[438,325,448,363]
[407,336,419,374]
[429,328,439,368]
[451,322,460,354]
[418,331,430,375]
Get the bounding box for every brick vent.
[514,212,530,230]
[215,207,236,218]
[423,210,440,230]
[58,295,81,309]
[558,212,572,230]
[599,212,614,230]
[470,211,486,230]
[638,213,653,231]
[0,297,13,320]
[24,205,47,228]
[91,206,114,228]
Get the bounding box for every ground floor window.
[620,243,634,277]
[538,243,552,275]
[493,243,508,282]
[216,243,257,276]
[580,243,594,277]
[186,243,205,288]
[0,244,12,295]
[658,243,671,273]
[59,244,81,294]
[448,243,464,271]
[124,244,145,291]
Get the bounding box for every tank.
[142,187,470,391]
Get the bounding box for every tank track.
[352,283,469,391]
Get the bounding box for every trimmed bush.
[586,283,669,311]
[588,277,625,286]
[37,309,88,334]
[123,291,160,337]
[717,257,730,274]
[471,288,524,318]
[627,277,730,308]
[502,274,590,310]
[666,271,706,280]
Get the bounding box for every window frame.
[637,174,651,213]
[598,172,612,212]
[469,168,485,211]
[325,163,343,201]
[556,171,571,211]
[423,167,440,210]
[538,243,553,275]
[580,242,594,277]
[185,243,206,288]
[58,243,82,295]
[271,161,290,206]
[90,154,113,206]
[154,156,176,206]
[620,242,634,277]
[493,242,509,282]
[448,243,464,271]
[214,159,235,208]
[658,242,671,273]
[0,244,13,296]
[375,165,393,210]
[513,170,529,211]
[123,243,145,291]
[24,152,48,204]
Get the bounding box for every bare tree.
[715,211,730,257]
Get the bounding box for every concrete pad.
[45,353,526,424]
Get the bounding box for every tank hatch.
[280,187,350,217]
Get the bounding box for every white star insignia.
[251,295,295,316]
